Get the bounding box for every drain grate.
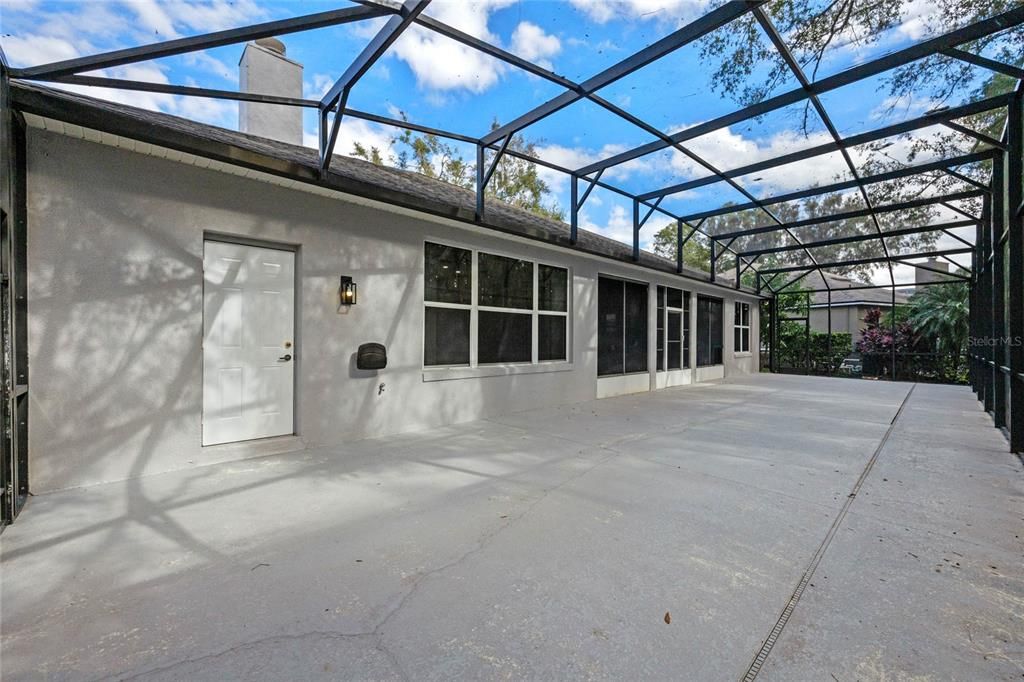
[741,384,917,682]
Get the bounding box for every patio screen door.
[202,240,295,445]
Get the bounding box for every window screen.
[656,286,665,372]
[539,265,568,312]
[425,242,471,304]
[478,253,532,309]
[697,296,723,367]
[424,307,470,366]
[478,311,531,363]
[623,281,648,373]
[598,277,624,376]
[667,310,682,370]
[683,292,691,368]
[538,315,567,362]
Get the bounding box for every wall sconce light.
[339,276,357,305]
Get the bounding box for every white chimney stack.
[239,37,303,145]
[915,256,950,286]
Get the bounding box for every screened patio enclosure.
[0,0,1023,525]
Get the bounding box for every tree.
[699,1,1022,130]
[351,118,563,221]
[649,190,939,282]
[650,222,711,270]
[693,0,1019,282]
[908,281,970,357]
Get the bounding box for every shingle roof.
[11,82,758,295]
[803,272,911,306]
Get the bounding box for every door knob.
[278,354,292,362]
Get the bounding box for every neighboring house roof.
[11,82,759,296]
[802,271,911,307]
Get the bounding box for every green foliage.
[699,0,1022,119]
[652,193,940,282]
[776,322,851,374]
[908,282,970,356]
[695,0,1018,276]
[650,223,712,270]
[351,118,563,222]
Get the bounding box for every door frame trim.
[201,232,301,446]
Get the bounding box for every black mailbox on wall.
[356,343,387,370]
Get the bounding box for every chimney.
[239,37,303,145]
[915,256,950,286]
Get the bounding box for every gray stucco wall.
[810,305,876,351]
[26,128,759,492]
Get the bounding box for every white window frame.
[735,301,751,355]
[423,240,572,379]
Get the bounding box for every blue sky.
[1,0,1005,283]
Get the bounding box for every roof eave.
[10,82,764,298]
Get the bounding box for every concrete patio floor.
[2,374,1022,680]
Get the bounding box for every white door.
[203,240,295,445]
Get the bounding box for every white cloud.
[2,0,39,10]
[580,203,635,245]
[895,0,943,41]
[569,0,714,25]
[118,0,267,38]
[2,34,82,66]
[869,93,940,121]
[305,117,396,161]
[158,0,266,32]
[377,0,515,93]
[181,51,236,84]
[510,21,561,69]
[122,0,178,38]
[306,73,336,100]
[392,28,507,92]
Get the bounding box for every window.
[696,295,723,367]
[734,302,751,354]
[598,276,648,377]
[683,292,691,369]
[538,264,568,362]
[656,287,665,371]
[423,242,569,367]
[657,286,689,371]
[424,243,472,366]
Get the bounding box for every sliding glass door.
[598,276,648,376]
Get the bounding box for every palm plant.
[908,282,969,381]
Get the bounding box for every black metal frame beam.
[942,47,1024,81]
[676,150,996,223]
[319,0,429,175]
[714,190,984,240]
[38,74,318,108]
[9,0,1019,298]
[737,218,979,256]
[1004,85,1023,451]
[0,49,29,526]
[637,94,1011,202]
[757,247,972,274]
[479,1,765,146]
[576,5,1024,177]
[350,1,762,277]
[12,5,389,80]
[797,278,966,294]
[754,9,896,288]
